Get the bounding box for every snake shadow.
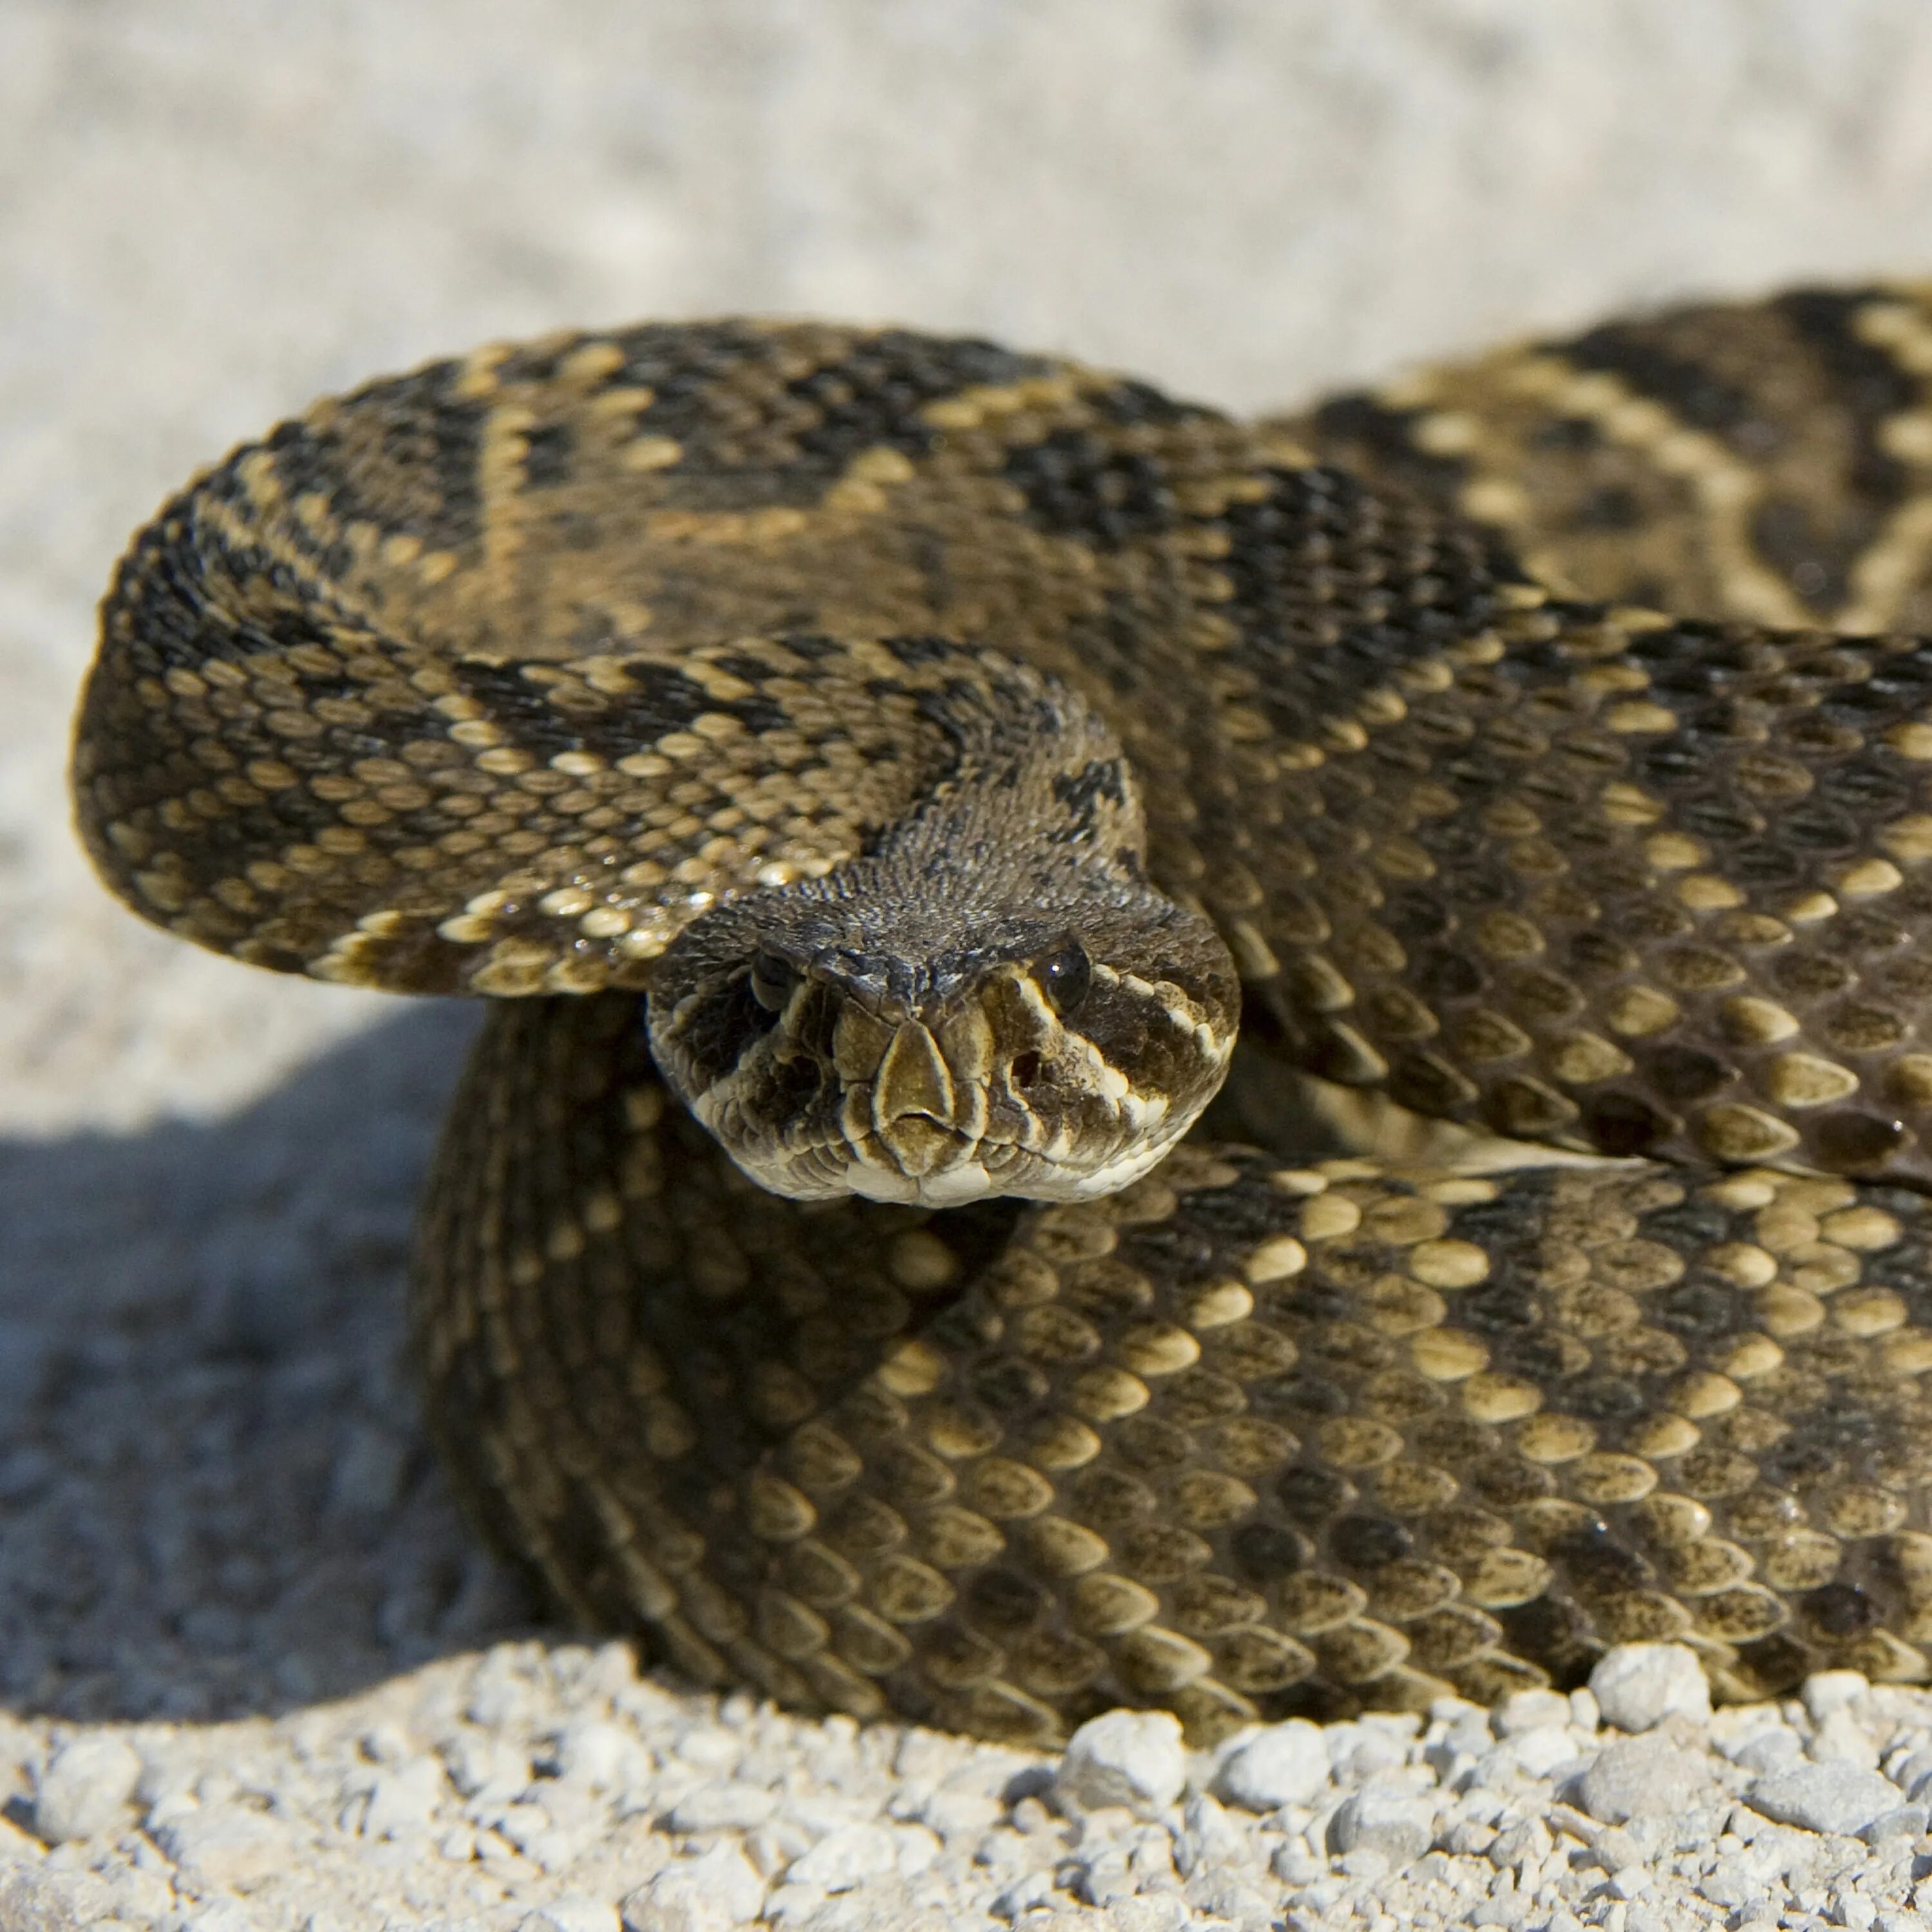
[0,999,598,1725]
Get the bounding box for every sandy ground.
[13,3,1932,1926]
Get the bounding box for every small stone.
[155,1805,292,1891]
[1188,1873,1278,1922]
[360,1721,412,1764]
[175,1902,258,1932]
[1327,1781,1435,1867]
[990,1871,1056,1920]
[1835,1892,1880,1932]
[1863,1804,1930,1844]
[1750,1761,1904,1837]
[1056,1710,1186,1815]
[622,1844,765,1931]
[1176,1790,1249,1873]
[1726,1726,1803,1776]
[442,1730,533,1804]
[1215,1719,1331,1810]
[521,1901,621,1932]
[553,1719,638,1790]
[1810,1709,1880,1770]
[1587,1643,1711,1732]
[672,1727,741,1774]
[1109,1898,1190,1932]
[1803,1671,1871,1723]
[1575,1736,1707,1823]
[1439,1816,1497,1857]
[33,1736,141,1843]
[918,1784,1001,1840]
[1336,1725,1407,1780]
[1508,1725,1581,1777]
[667,1781,776,1832]
[788,1824,931,1886]
[1591,1824,1646,1870]
[1495,1690,1571,1737]
[361,1757,445,1838]
[784,1821,904,1891]
[1488,1815,1553,1872]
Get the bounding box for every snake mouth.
[690,999,1213,1206]
[712,1104,1195,1207]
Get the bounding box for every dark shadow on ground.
[0,1000,567,1723]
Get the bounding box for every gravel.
[19,3,1932,1928]
[25,1647,1932,1927]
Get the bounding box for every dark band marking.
[452,658,790,764]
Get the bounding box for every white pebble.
[361,1757,446,1838]
[1607,1863,1651,1900]
[33,1734,141,1843]
[1056,1709,1186,1815]
[1108,1897,1190,1932]
[673,1727,742,1774]
[1576,1736,1707,1823]
[1750,1761,1904,1838]
[784,1821,902,1891]
[1730,1728,1804,1776]
[1488,1815,1552,1873]
[1866,1804,1930,1842]
[553,1719,638,1790]
[1327,1781,1436,1866]
[623,1844,765,1931]
[521,1900,621,1932]
[1587,1643,1711,1732]
[1494,1689,1570,1737]
[1215,1719,1331,1811]
[441,1730,532,1804]
[1810,1709,1880,1770]
[1176,1789,1250,1871]
[1803,1671,1871,1724]
[1509,1725,1582,1778]
[667,1781,777,1833]
[154,1806,293,1891]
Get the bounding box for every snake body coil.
[71,289,1932,1741]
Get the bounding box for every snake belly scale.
[70,288,1932,1742]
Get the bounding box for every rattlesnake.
[71,288,1932,1743]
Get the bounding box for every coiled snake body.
[72,288,1932,1743]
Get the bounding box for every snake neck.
[646,652,1241,1206]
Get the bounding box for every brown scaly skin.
[421,992,1932,1742]
[68,289,1932,1742]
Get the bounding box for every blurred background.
[13,0,1932,1132]
[13,0,1932,1732]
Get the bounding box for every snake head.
[644,860,1240,1206]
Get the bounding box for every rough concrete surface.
[12,3,1932,1926]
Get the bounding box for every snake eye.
[749,948,802,1014]
[1038,941,1092,1020]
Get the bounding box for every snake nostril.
[1011,1051,1043,1089]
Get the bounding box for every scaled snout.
[835,1003,999,1179]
